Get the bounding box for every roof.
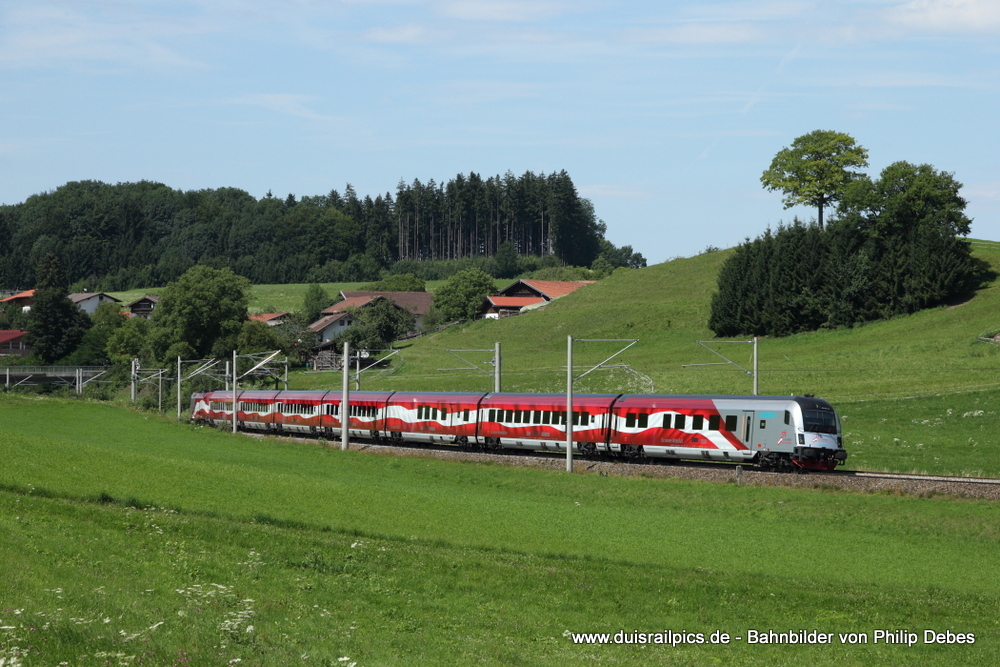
[486,296,546,308]
[308,312,349,333]
[0,329,27,344]
[250,312,287,322]
[322,295,376,314]
[339,291,434,316]
[68,292,121,304]
[0,290,35,303]
[499,279,595,300]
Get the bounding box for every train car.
[329,391,394,440]
[383,392,486,445]
[477,393,619,454]
[609,394,845,470]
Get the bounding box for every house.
[69,292,121,315]
[482,279,596,318]
[0,290,36,312]
[0,330,31,357]
[249,312,288,327]
[126,295,159,319]
[325,291,434,330]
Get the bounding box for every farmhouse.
[482,279,595,318]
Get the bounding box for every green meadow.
[305,241,1000,403]
[2,394,1000,665]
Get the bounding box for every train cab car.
[788,395,846,471]
[477,393,618,454]
[611,395,757,462]
[383,392,486,445]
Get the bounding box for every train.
[190,390,847,471]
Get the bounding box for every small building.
[0,330,31,357]
[250,312,288,327]
[482,296,545,319]
[69,292,122,315]
[126,295,159,319]
[0,290,36,312]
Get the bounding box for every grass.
[2,394,1000,664]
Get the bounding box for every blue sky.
[2,0,998,264]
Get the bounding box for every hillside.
[301,240,1000,403]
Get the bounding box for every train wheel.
[581,442,597,457]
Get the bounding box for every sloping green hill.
[311,241,1000,402]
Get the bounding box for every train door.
[742,410,754,448]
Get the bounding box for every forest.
[0,170,621,291]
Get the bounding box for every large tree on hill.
[148,265,251,361]
[25,254,91,363]
[761,130,869,229]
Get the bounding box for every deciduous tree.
[761,130,869,229]
[433,269,497,322]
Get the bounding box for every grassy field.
[304,241,1000,403]
[2,394,1000,665]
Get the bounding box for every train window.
[637,413,648,429]
[514,410,522,423]
[725,415,738,431]
[505,410,514,422]
[709,415,720,431]
[581,411,590,425]
[441,408,447,419]
[626,413,636,428]
[663,414,671,429]
[692,414,704,430]
[417,406,423,419]
[542,411,551,425]
[464,409,470,422]
[784,410,791,425]
[533,410,541,424]
[674,414,686,429]
[557,411,566,425]
[488,409,496,422]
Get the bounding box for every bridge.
[2,366,110,393]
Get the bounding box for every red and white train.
[191,390,847,471]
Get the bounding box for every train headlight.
[797,433,805,445]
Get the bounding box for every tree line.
[0,170,631,291]
[710,136,989,337]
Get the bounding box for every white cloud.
[887,0,1000,33]
[629,22,764,44]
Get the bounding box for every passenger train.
[191,390,847,471]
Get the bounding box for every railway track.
[251,431,1000,499]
